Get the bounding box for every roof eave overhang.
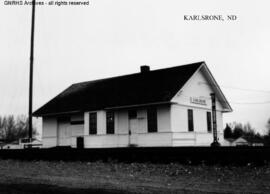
[201,62,233,112]
[105,101,173,110]
[33,110,82,117]
[222,109,233,113]
[33,101,174,117]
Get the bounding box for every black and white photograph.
[0,0,270,193]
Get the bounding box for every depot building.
[33,62,232,148]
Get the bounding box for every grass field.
[0,159,269,194]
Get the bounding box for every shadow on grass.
[0,183,135,194]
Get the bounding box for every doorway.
[57,119,71,146]
[128,110,138,146]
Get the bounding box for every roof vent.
[140,65,150,73]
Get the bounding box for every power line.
[230,101,270,105]
[199,82,270,94]
[221,86,270,94]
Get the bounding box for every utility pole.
[28,0,36,140]
[210,93,220,147]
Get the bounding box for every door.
[129,118,138,146]
[57,121,71,146]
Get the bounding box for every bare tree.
[0,115,38,143]
[264,118,270,146]
[266,118,270,135]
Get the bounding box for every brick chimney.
[140,65,150,73]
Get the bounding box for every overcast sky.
[0,0,270,134]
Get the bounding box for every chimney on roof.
[140,65,150,73]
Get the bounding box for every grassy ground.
[0,160,269,194]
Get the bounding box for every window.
[188,109,194,132]
[207,112,212,132]
[128,110,137,119]
[70,115,84,125]
[106,111,114,134]
[70,120,84,125]
[147,107,157,132]
[89,112,97,134]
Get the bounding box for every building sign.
[190,97,207,105]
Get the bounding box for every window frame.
[147,107,158,133]
[188,109,194,132]
[106,111,115,134]
[89,112,97,135]
[207,111,212,133]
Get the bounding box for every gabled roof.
[33,62,204,116]
[196,64,233,112]
[234,137,248,143]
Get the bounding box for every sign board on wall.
[190,97,207,105]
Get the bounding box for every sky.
[0,0,270,135]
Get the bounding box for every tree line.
[0,115,37,143]
[224,118,270,146]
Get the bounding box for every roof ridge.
[73,61,204,86]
